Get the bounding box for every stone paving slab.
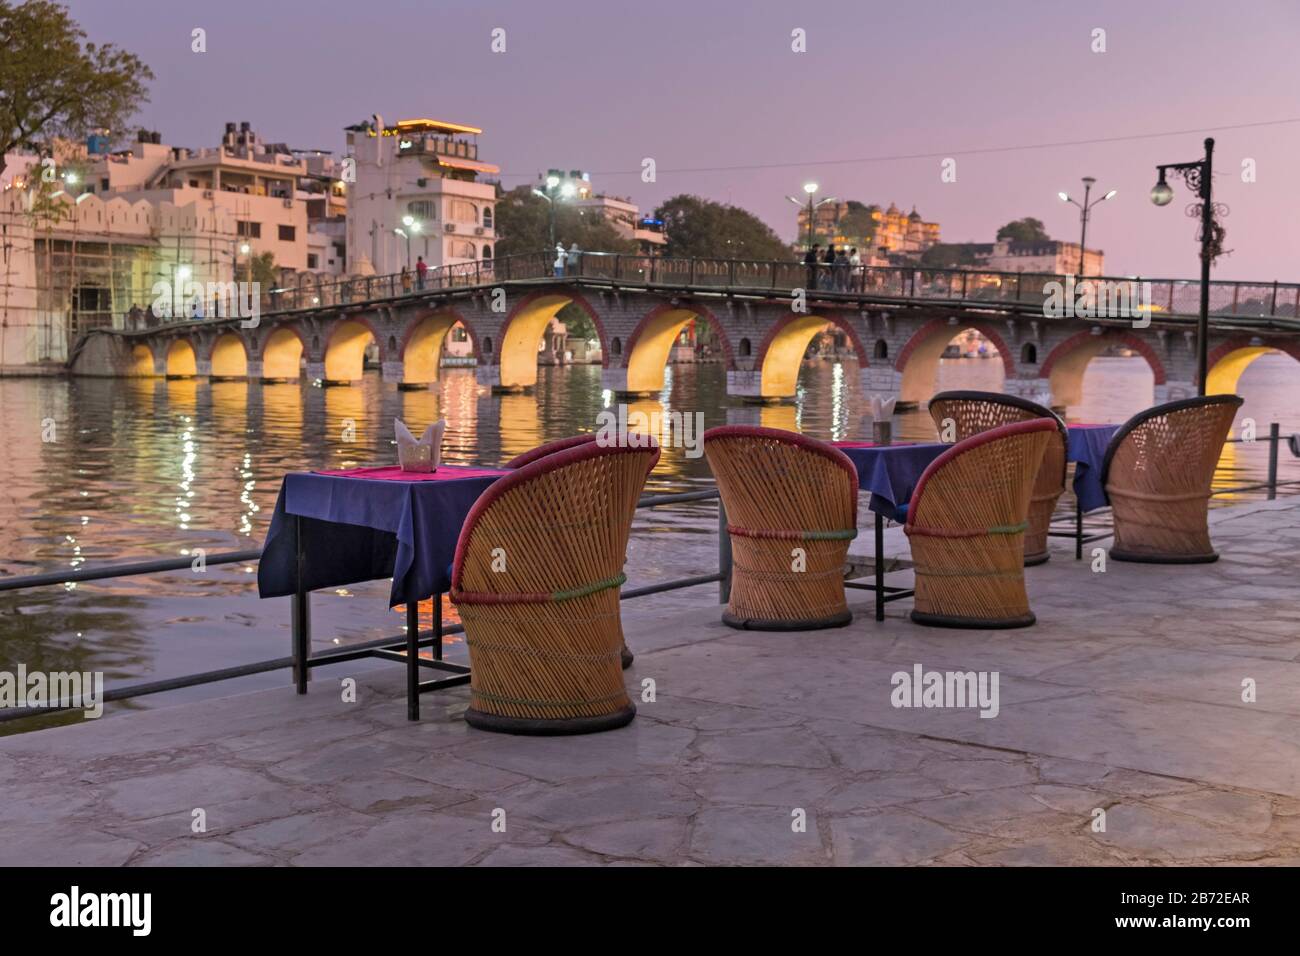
[2,499,1299,866]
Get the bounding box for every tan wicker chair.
[704,426,858,630]
[905,419,1056,628]
[928,390,1067,566]
[452,439,658,734]
[1101,394,1242,563]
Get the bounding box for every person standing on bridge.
[834,247,849,292]
[567,242,582,276]
[823,244,838,292]
[849,248,862,292]
[804,244,820,290]
[415,256,428,290]
[554,243,567,277]
[401,265,412,294]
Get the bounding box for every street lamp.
[1057,176,1115,278]
[1150,137,1221,396]
[533,172,567,251]
[397,215,421,269]
[239,242,252,286]
[785,182,837,250]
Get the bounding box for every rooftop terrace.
[3,498,1298,866]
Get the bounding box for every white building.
[345,117,498,275]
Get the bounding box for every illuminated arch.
[1204,337,1300,395]
[323,318,377,383]
[497,289,607,391]
[894,318,1015,405]
[401,309,478,386]
[165,339,198,377]
[621,303,734,395]
[262,326,305,381]
[129,343,157,376]
[209,333,248,379]
[756,312,868,399]
[1039,328,1165,407]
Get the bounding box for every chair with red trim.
[927,390,1067,566]
[703,425,858,630]
[1101,394,1242,563]
[452,439,659,734]
[904,418,1056,628]
[503,433,598,470]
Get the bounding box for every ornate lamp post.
[1057,176,1115,278]
[786,182,836,251]
[1151,138,1225,396]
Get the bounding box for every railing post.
[728,259,736,287]
[961,270,968,300]
[1016,273,1023,302]
[1270,280,1279,316]
[614,254,621,281]
[717,499,732,605]
[689,258,696,286]
[1268,422,1280,500]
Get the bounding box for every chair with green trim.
[927,390,1067,566]
[904,418,1056,628]
[704,425,859,630]
[451,439,659,735]
[1101,394,1243,563]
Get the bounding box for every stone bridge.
[69,252,1300,407]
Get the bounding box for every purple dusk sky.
[68,0,1300,280]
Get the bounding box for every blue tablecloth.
[1067,425,1120,512]
[257,466,506,607]
[833,442,949,521]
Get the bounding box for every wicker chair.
[504,433,598,470]
[506,432,633,668]
[704,426,859,630]
[905,419,1057,628]
[928,390,1067,566]
[452,439,659,734]
[1101,394,1242,563]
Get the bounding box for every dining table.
[258,464,508,719]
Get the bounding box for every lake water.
[1,354,1295,729]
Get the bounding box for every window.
[452,326,468,342]
[874,339,889,360]
[307,254,319,269]
[448,239,476,258]
[482,206,493,229]
[278,225,296,242]
[738,337,752,357]
[482,244,492,259]
[407,200,436,220]
[237,221,261,238]
[1021,342,1038,365]
[449,199,476,223]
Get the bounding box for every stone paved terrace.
[3,498,1300,867]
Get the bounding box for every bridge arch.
[209,333,248,379]
[323,317,379,384]
[756,312,868,399]
[497,288,607,391]
[1039,328,1165,407]
[129,343,157,376]
[1204,337,1300,395]
[621,302,733,395]
[262,326,305,381]
[894,317,1014,405]
[165,339,198,378]
[401,308,479,387]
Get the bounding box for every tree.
[920,243,981,268]
[250,252,278,288]
[996,218,1051,243]
[0,0,153,179]
[837,200,879,246]
[493,185,636,258]
[654,194,791,260]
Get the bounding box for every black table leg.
[292,515,311,694]
[1075,500,1083,560]
[434,593,443,662]
[406,599,420,721]
[875,512,885,622]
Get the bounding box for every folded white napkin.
[869,395,896,422]
[395,418,446,472]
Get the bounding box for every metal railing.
[118,250,1300,333]
[0,488,729,723]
